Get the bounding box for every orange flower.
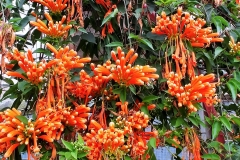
[152,8,223,46]
[0,108,57,158]
[85,110,154,159]
[30,13,72,38]
[167,72,218,112]
[30,0,68,13]
[6,48,58,84]
[66,70,109,103]
[96,0,111,10]
[237,0,240,4]
[46,43,91,76]
[229,36,240,55]
[152,7,224,79]
[94,47,159,86]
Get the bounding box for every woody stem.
[123,0,132,47]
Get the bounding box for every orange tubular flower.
[30,13,72,38]
[152,8,223,46]
[6,48,58,84]
[167,72,219,112]
[30,0,68,13]
[46,43,91,76]
[0,108,56,159]
[94,47,159,86]
[152,7,223,79]
[96,0,111,10]
[66,70,109,103]
[85,109,155,160]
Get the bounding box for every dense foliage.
[0,0,240,159]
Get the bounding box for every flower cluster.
[66,70,109,102]
[30,13,72,38]
[6,48,58,84]
[94,47,159,86]
[30,0,68,13]
[46,43,91,76]
[152,7,223,47]
[0,108,55,159]
[152,7,223,79]
[84,109,157,160]
[167,72,219,112]
[229,36,240,56]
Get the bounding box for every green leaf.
[18,81,28,92]
[129,85,136,95]
[226,80,237,102]
[229,79,240,91]
[202,153,221,160]
[78,27,88,34]
[211,17,222,33]
[65,152,72,159]
[3,78,14,85]
[77,134,84,144]
[212,16,229,27]
[33,48,52,56]
[71,150,78,159]
[81,33,96,44]
[149,137,156,149]
[231,117,240,126]
[146,32,166,41]
[125,156,132,160]
[234,71,240,82]
[19,16,35,30]
[101,8,118,26]
[112,87,126,102]
[140,106,150,116]
[72,35,80,44]
[11,97,22,109]
[142,95,160,103]
[61,139,74,151]
[128,33,139,40]
[16,115,28,125]
[188,116,199,127]
[1,84,18,101]
[139,38,154,50]
[78,152,88,158]
[219,116,232,132]
[207,141,222,151]
[105,42,123,47]
[212,120,221,140]
[18,144,26,153]
[128,34,154,50]
[175,117,185,127]
[214,47,224,59]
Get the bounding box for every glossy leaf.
[62,139,74,151]
[226,80,237,102]
[214,47,224,59]
[219,116,232,132]
[142,95,160,102]
[16,115,28,125]
[149,137,157,149]
[105,42,123,47]
[101,8,118,26]
[212,120,221,140]
[202,153,221,160]
[81,33,96,44]
[231,117,240,126]
[112,87,126,102]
